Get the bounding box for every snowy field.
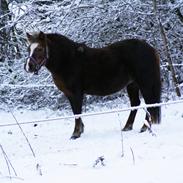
[0,102,183,183]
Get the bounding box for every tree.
[153,0,181,97]
[0,0,9,62]
[0,0,183,111]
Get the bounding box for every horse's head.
[25,31,48,75]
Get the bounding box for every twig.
[6,107,43,176]
[63,163,77,166]
[93,156,105,167]
[117,113,124,157]
[130,147,135,165]
[0,176,24,181]
[10,111,36,157]
[0,144,17,181]
[36,164,42,176]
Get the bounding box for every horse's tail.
[150,51,161,124]
[150,82,161,124]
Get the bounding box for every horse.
[25,31,161,139]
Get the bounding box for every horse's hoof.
[140,126,147,133]
[70,133,81,140]
[122,126,133,131]
[80,124,84,134]
[70,122,84,140]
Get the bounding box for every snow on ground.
[0,102,183,183]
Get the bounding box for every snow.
[0,102,183,183]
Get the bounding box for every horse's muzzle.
[25,57,43,75]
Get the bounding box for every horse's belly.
[84,77,131,96]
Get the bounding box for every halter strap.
[27,35,49,74]
[28,56,47,75]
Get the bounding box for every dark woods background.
[0,0,183,112]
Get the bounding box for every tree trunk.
[0,0,9,62]
[153,0,181,97]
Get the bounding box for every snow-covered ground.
[0,102,183,183]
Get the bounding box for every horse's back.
[109,39,159,66]
[82,39,160,96]
[109,39,160,84]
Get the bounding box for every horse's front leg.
[67,92,84,139]
[72,117,84,139]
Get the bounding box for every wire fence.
[0,83,55,88]
[0,99,183,128]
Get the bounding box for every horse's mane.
[46,33,87,54]
[46,33,79,46]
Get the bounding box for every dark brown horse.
[25,31,161,139]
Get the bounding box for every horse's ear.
[26,32,33,43]
[39,31,45,40]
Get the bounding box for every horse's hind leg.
[139,84,161,132]
[123,82,140,131]
[140,113,151,132]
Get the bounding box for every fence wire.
[0,99,183,128]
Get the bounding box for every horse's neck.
[45,39,75,74]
